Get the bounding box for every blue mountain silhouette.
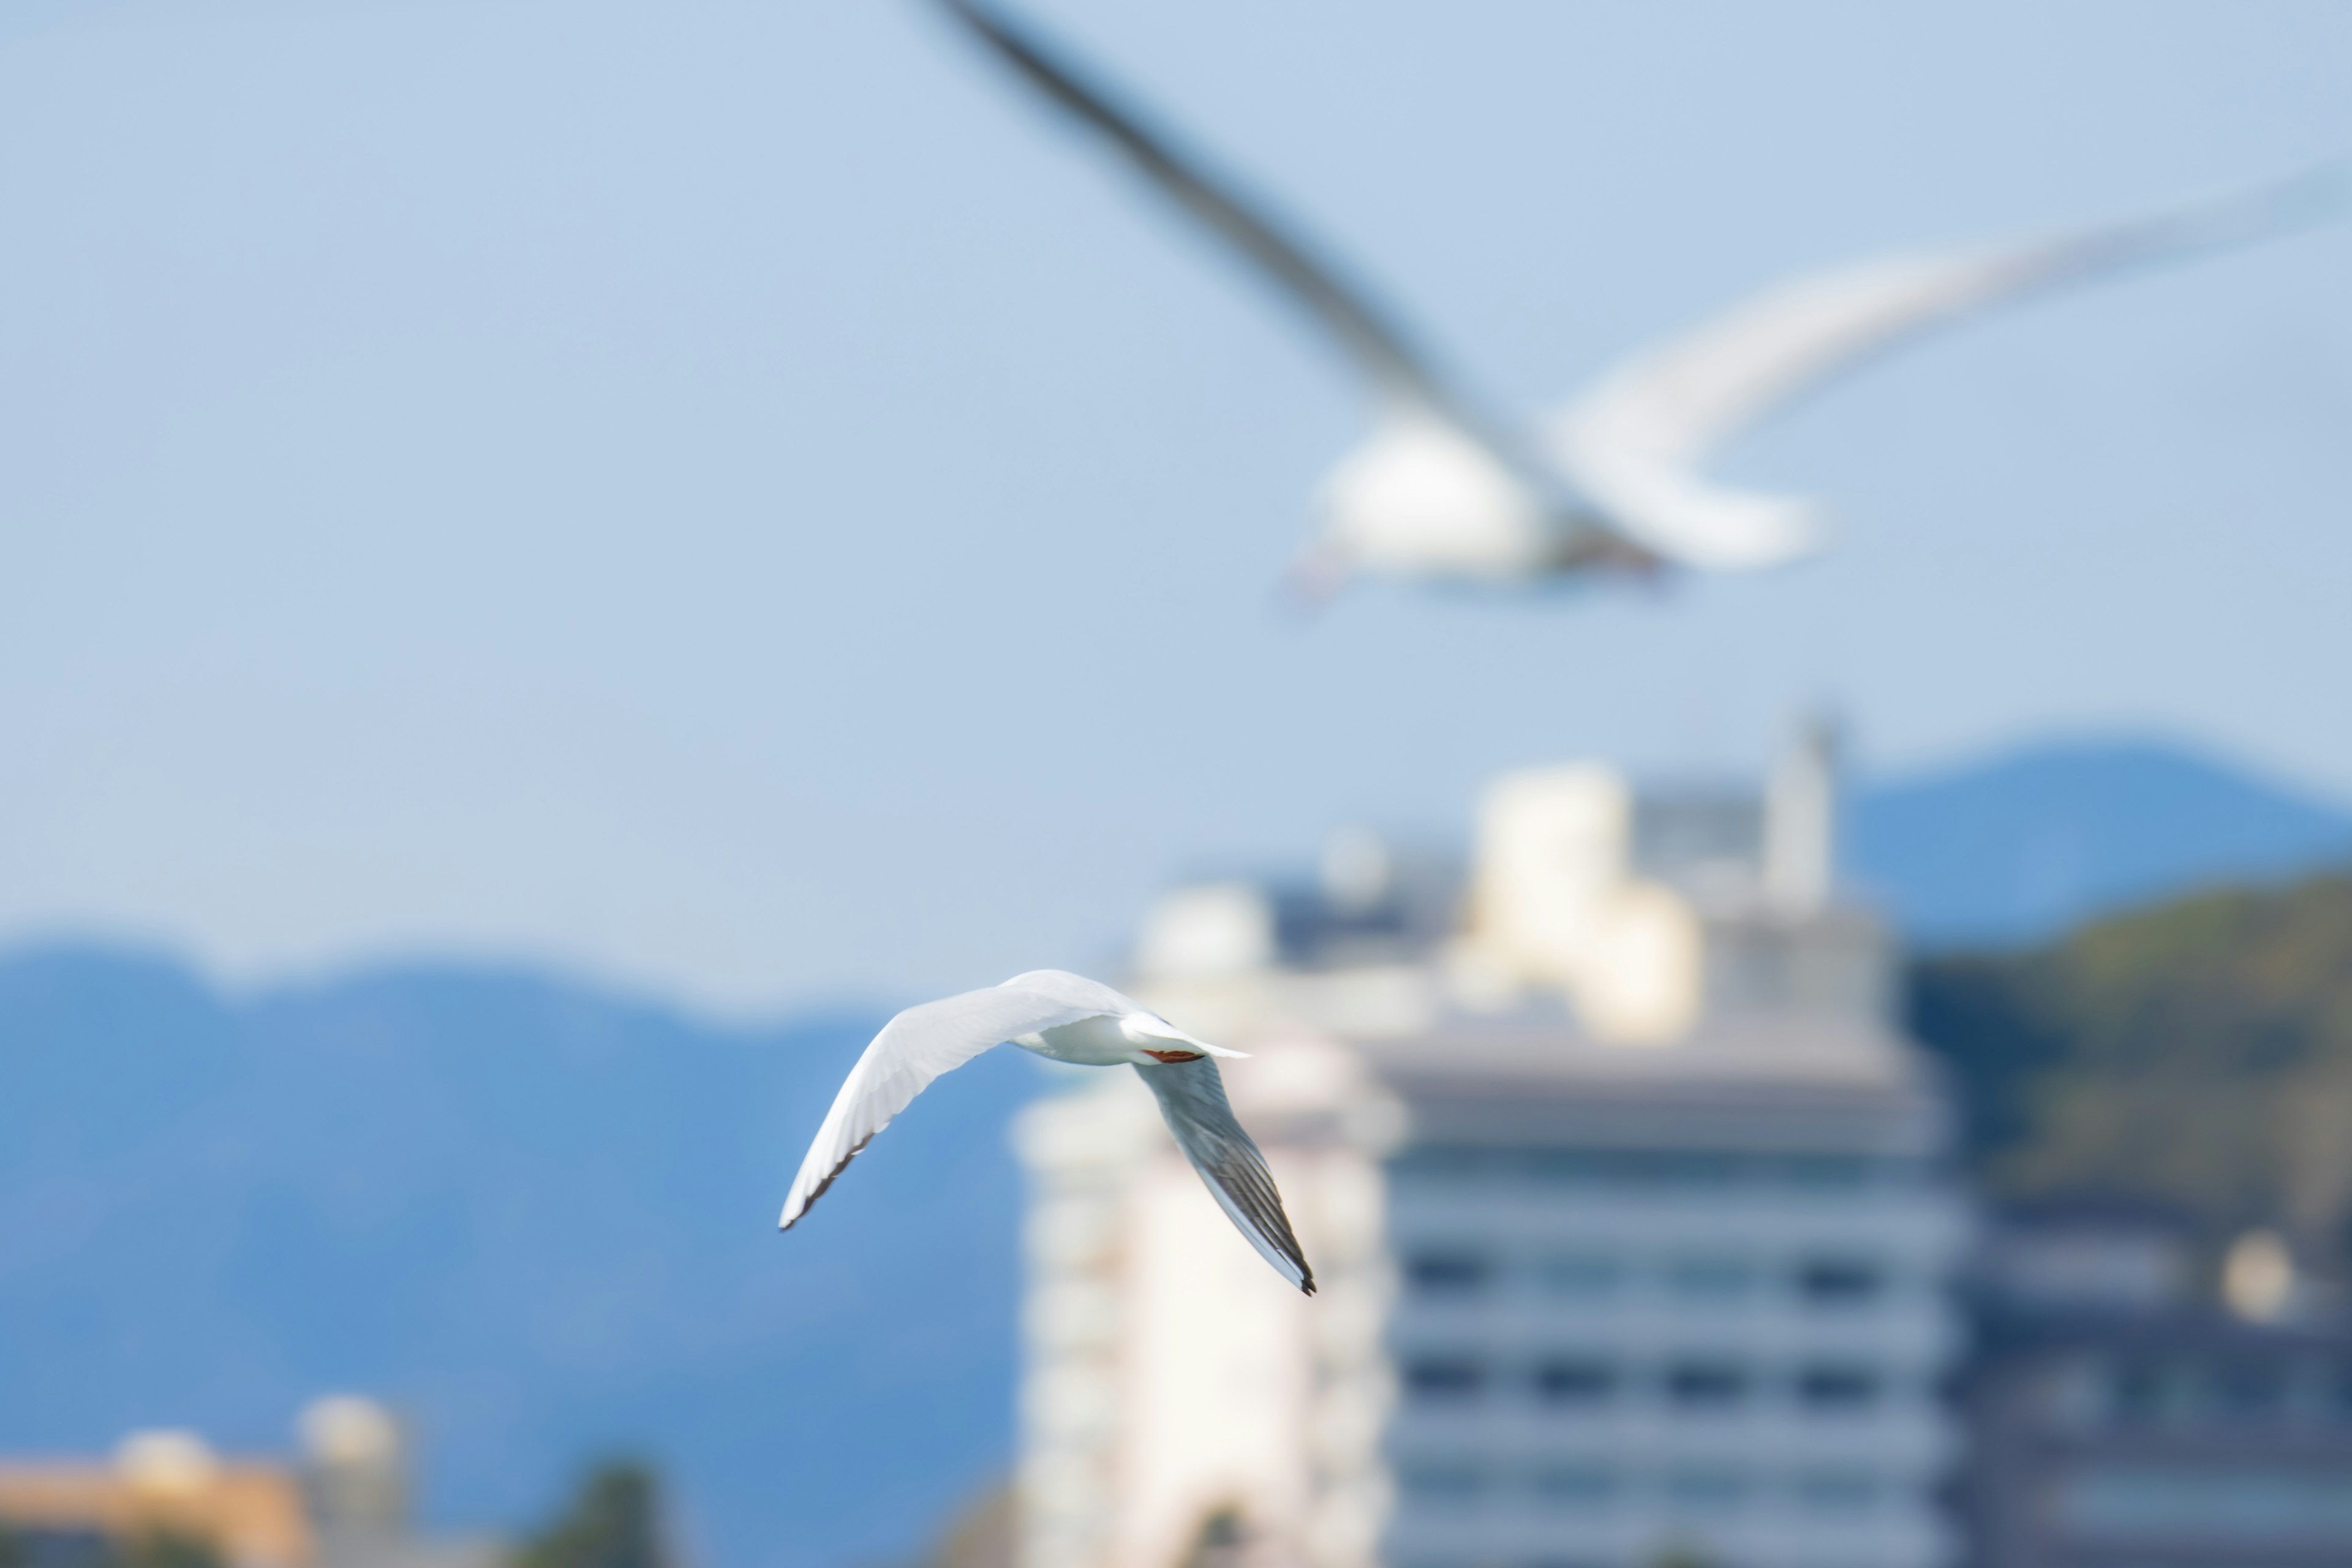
[1847,736,2352,946]
[0,951,1024,1568]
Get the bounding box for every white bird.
[778,968,1314,1294]
[930,0,2344,595]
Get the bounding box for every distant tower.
[300,1396,408,1564]
[1765,712,1841,916]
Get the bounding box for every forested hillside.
[1910,873,2352,1262]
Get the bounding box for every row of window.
[1390,1145,1929,1192]
[2099,1359,2352,1427]
[1403,1250,1891,1304]
[2059,1463,2352,1545]
[1401,1355,1898,1412]
[1394,1461,1899,1515]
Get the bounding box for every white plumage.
[779,969,1314,1295]
[932,0,2343,594]
[1548,172,2346,568]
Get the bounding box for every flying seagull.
[930,0,2344,595]
[778,968,1314,1294]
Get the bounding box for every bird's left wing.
[1545,165,2348,570]
[1135,1057,1314,1295]
[929,0,1461,420]
[780,981,1105,1229]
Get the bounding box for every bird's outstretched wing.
[930,0,1458,418]
[1546,165,2350,571]
[1134,1057,1314,1295]
[779,980,1107,1229]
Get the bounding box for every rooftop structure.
[1016,724,1970,1568]
[295,1398,497,1568]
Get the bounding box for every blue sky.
[1,0,2348,1011]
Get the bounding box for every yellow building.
[0,1430,312,1568]
[0,1395,494,1568]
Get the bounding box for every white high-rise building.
[1014,728,1969,1568]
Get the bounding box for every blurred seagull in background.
[779,968,1314,1294]
[930,0,2346,600]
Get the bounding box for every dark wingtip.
[776,1134,876,1237]
[1301,1280,1317,1297]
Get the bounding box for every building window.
[1781,1153,1882,1188]
[1638,1152,1740,1186]
[1404,1252,1491,1295]
[1532,1359,1618,1406]
[2211,1363,2288,1422]
[1403,1357,1485,1403]
[2060,1464,2352,1544]
[1793,1469,1884,1512]
[1396,1461,1487,1505]
[1534,1254,1622,1297]
[1663,1469,1747,1512]
[1664,1256,1756,1302]
[1796,1365,1882,1412]
[2108,1361,2171,1425]
[1387,1145,1489,1181]
[1530,1466,1616,1509]
[1664,1362,1749,1409]
[1522,1150,1611,1184]
[1515,1149,1741,1186]
[1795,1256,1884,1305]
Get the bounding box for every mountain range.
[1845,736,2352,947]
[0,954,1026,1568]
[2,735,2348,1568]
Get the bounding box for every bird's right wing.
[1135,1057,1314,1295]
[1545,165,2349,570]
[930,0,1458,418]
[779,982,1104,1229]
